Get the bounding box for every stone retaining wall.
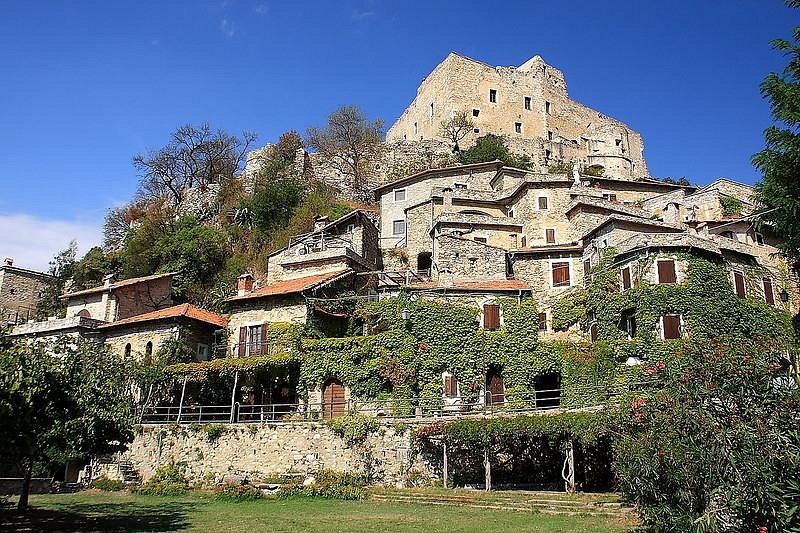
[114,421,431,486]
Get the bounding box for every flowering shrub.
[613,339,800,531]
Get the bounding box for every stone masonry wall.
[118,421,430,486]
[0,267,50,325]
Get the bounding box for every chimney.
[3,257,12,267]
[314,215,329,231]
[102,274,114,287]
[237,273,255,296]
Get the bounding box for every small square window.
[514,122,522,133]
[524,96,531,110]
[473,128,480,134]
[538,197,549,210]
[552,262,571,287]
[472,108,480,117]
[197,344,210,361]
[392,220,406,236]
[545,228,556,243]
[393,189,406,202]
[346,224,356,233]
[454,182,468,190]
[755,232,765,246]
[489,89,497,103]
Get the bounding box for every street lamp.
[401,308,412,321]
[779,289,790,303]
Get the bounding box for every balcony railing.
[137,382,644,425]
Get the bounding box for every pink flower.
[630,399,646,411]
[418,343,428,350]
[645,367,656,376]
[757,527,768,533]
[657,450,668,456]
[655,360,666,370]
[633,412,645,423]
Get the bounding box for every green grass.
[0,490,635,532]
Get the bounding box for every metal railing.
[138,382,640,425]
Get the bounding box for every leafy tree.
[658,176,693,186]
[0,338,134,510]
[134,123,257,206]
[249,178,305,237]
[457,134,531,169]
[753,4,800,268]
[35,242,78,319]
[440,110,474,151]
[306,106,385,189]
[614,339,800,532]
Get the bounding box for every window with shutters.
[538,196,549,210]
[621,266,632,290]
[657,259,677,284]
[538,312,548,332]
[662,314,682,340]
[545,228,556,244]
[551,262,571,287]
[392,219,406,236]
[483,303,500,330]
[763,277,775,305]
[732,270,746,298]
[443,373,459,397]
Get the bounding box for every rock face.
[107,421,429,486]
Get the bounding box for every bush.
[214,483,264,502]
[133,463,189,496]
[204,424,227,442]
[325,413,379,446]
[277,469,366,501]
[90,476,125,492]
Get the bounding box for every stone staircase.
[117,460,141,485]
[369,489,635,519]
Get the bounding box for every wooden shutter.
[259,324,268,355]
[763,278,775,305]
[733,271,746,298]
[546,229,556,243]
[662,315,681,340]
[589,323,598,342]
[657,260,677,284]
[238,327,247,357]
[483,304,500,330]
[444,375,458,397]
[538,313,547,332]
[621,266,631,290]
[627,316,637,338]
[538,197,548,210]
[552,262,570,286]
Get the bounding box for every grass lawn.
[0,490,636,532]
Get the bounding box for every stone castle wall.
[0,267,50,325]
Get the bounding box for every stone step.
[370,495,625,517]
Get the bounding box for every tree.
[753,4,800,268]
[249,178,305,237]
[458,134,532,169]
[134,123,257,206]
[306,106,385,189]
[0,337,134,510]
[35,242,78,319]
[614,339,800,531]
[440,110,474,151]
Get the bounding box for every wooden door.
[485,366,505,405]
[322,379,346,419]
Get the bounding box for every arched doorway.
[77,309,91,318]
[485,365,505,405]
[322,378,346,419]
[417,252,432,275]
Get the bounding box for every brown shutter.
[763,278,775,305]
[483,304,500,330]
[621,267,631,290]
[546,229,556,243]
[663,315,681,340]
[589,323,598,342]
[657,260,677,284]
[538,197,548,209]
[552,262,570,286]
[238,327,247,357]
[259,324,268,355]
[538,313,547,332]
[444,375,458,396]
[733,271,746,298]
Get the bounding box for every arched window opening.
[144,341,153,364]
[124,343,132,359]
[77,309,91,318]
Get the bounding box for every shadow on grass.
[0,501,195,532]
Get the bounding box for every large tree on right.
[753,2,800,269]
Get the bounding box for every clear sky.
[0,1,796,270]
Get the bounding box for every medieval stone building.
[0,257,51,326]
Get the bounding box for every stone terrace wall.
[119,421,431,486]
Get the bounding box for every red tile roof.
[61,272,176,299]
[406,279,530,292]
[225,269,351,302]
[98,304,228,329]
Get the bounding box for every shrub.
[325,414,378,446]
[214,483,264,502]
[133,463,189,496]
[90,477,125,492]
[204,424,227,442]
[277,469,366,501]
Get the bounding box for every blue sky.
[0,1,796,269]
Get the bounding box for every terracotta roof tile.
[98,304,228,329]
[225,269,351,302]
[61,272,176,299]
